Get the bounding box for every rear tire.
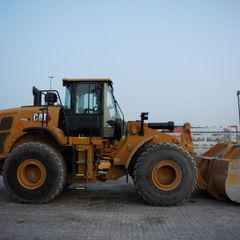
[133,143,196,206]
[3,142,66,204]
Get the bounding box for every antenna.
[48,76,53,90]
[237,90,240,129]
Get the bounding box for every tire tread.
[133,143,197,206]
[3,142,67,204]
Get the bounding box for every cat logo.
[33,113,50,123]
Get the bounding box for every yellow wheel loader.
[0,78,238,205]
[0,78,196,205]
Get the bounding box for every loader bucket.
[197,143,240,203]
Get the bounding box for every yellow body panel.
[0,107,67,159]
[0,106,194,185]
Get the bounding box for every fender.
[23,127,65,146]
[124,136,154,168]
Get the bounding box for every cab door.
[65,82,103,137]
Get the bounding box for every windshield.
[103,83,124,137]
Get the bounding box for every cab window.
[75,83,99,114]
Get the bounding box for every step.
[76,160,86,164]
[75,173,86,177]
[75,186,87,190]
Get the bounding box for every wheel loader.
[0,78,238,205]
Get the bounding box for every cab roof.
[62,78,112,85]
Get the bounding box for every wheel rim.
[17,159,46,190]
[152,160,182,191]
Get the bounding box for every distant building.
[172,125,239,155]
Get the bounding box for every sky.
[0,0,240,127]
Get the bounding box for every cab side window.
[75,83,99,114]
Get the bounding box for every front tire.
[133,143,196,206]
[3,142,67,204]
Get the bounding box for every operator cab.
[62,78,124,139]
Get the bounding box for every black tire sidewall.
[135,144,196,205]
[3,142,66,203]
